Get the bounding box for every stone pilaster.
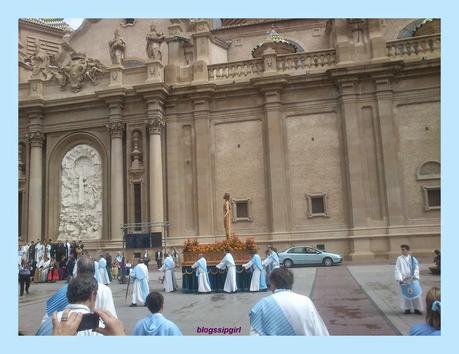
[337,79,367,228]
[105,100,125,240]
[26,108,45,241]
[192,95,213,236]
[145,99,166,234]
[374,75,404,225]
[252,77,289,236]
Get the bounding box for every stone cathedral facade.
[18,18,440,259]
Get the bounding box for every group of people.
[188,246,280,294]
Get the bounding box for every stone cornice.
[133,83,170,104]
[250,74,289,93]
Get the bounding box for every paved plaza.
[18,260,440,336]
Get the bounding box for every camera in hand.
[77,313,100,332]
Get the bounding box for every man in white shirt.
[394,244,423,314]
[36,274,101,336]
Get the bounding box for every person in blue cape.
[249,267,329,336]
[98,255,110,285]
[129,258,150,307]
[191,254,211,293]
[263,246,280,286]
[409,286,441,336]
[133,291,182,336]
[243,249,267,292]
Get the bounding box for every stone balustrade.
[277,49,337,72]
[387,34,440,59]
[208,58,264,81]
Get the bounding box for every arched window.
[416,160,440,181]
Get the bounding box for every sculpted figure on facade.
[223,192,232,240]
[27,41,53,80]
[109,29,126,64]
[146,24,165,61]
[58,144,102,240]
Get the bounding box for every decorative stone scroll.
[58,144,102,240]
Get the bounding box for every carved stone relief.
[130,130,143,169]
[58,144,102,240]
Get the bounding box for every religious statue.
[223,192,232,240]
[109,29,126,64]
[27,41,53,80]
[146,24,165,61]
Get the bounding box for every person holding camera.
[36,274,101,336]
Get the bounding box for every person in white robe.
[159,253,177,292]
[130,259,150,307]
[394,244,424,314]
[133,291,182,336]
[216,249,237,293]
[39,257,51,282]
[46,242,52,260]
[35,241,44,263]
[98,255,110,285]
[243,250,267,292]
[191,254,211,293]
[249,267,329,336]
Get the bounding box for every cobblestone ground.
[18,261,440,336]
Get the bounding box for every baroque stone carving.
[109,29,126,64]
[26,131,45,147]
[58,144,102,241]
[106,121,125,138]
[145,116,166,135]
[146,24,165,61]
[26,42,53,80]
[58,53,106,93]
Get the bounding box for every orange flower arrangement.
[183,234,257,254]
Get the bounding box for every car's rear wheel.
[323,257,333,267]
[283,259,294,268]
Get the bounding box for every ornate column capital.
[26,131,45,148]
[106,120,125,138]
[145,115,166,135]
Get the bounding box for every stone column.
[145,100,166,234]
[374,75,404,225]
[106,102,125,240]
[26,109,44,241]
[193,96,213,236]
[261,86,289,235]
[337,79,367,228]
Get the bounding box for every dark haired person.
[43,255,117,321]
[394,244,423,314]
[249,267,329,336]
[133,292,182,336]
[409,287,441,336]
[36,274,100,336]
[216,248,237,293]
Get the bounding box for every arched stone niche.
[47,132,109,241]
[416,160,440,181]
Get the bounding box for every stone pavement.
[18,262,440,336]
